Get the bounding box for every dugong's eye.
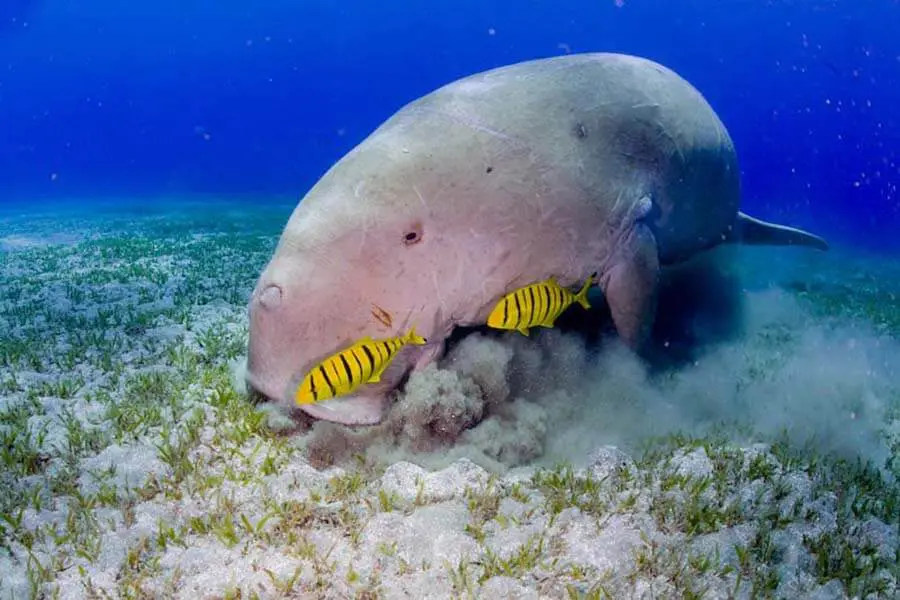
[402,223,424,246]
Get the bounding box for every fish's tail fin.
[404,326,427,345]
[574,273,595,310]
[728,212,829,251]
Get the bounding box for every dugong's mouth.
[244,370,388,426]
[244,371,290,410]
[296,394,388,426]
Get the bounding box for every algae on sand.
[0,200,898,599]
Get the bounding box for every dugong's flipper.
[730,212,829,251]
[598,222,660,350]
[598,210,828,351]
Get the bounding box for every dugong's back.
[369,52,741,264]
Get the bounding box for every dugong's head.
[245,123,502,425]
[244,72,589,426]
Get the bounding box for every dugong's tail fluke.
[729,211,829,251]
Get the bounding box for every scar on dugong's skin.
[245,52,829,427]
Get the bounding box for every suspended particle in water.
[487,28,496,36]
[194,126,211,141]
[614,0,625,7]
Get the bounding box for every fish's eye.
[402,223,424,246]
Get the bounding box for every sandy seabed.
[1,199,899,599]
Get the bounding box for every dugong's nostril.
[258,284,283,310]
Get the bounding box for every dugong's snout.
[245,278,299,407]
[244,264,405,426]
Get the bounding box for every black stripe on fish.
[350,348,367,380]
[541,285,552,322]
[361,345,376,374]
[527,286,537,325]
[318,365,336,397]
[309,370,319,401]
[370,341,385,364]
[511,290,520,327]
[338,353,354,385]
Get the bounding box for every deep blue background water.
[1,0,898,251]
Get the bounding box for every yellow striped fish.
[486,274,595,336]
[295,327,427,405]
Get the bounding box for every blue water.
[1,0,898,251]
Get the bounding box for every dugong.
[246,52,828,426]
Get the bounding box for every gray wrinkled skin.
[246,52,828,426]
